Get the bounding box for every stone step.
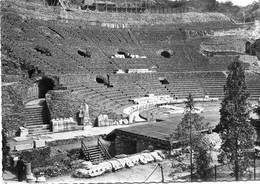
[88,148,101,153]
[25,112,50,116]
[25,116,50,120]
[25,109,49,113]
[28,129,52,136]
[89,152,103,156]
[26,121,50,125]
[25,119,50,124]
[28,126,51,132]
[24,107,46,112]
[91,156,104,160]
[24,113,49,117]
[24,111,50,115]
[88,146,100,150]
[26,124,51,129]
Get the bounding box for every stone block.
[34,140,45,148]
[20,127,29,137]
[14,143,34,151]
[83,125,92,130]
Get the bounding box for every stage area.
[140,102,220,123]
[106,102,222,151]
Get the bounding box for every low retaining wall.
[46,135,100,147]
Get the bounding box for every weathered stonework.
[45,90,82,119]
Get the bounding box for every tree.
[172,94,212,181]
[217,60,256,181]
[2,128,10,173]
[206,0,219,12]
[194,145,214,181]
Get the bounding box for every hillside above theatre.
[2,0,233,26]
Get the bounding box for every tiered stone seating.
[71,81,133,114]
[135,79,170,96]
[200,73,226,99]
[110,73,171,98]
[4,13,259,124]
[165,77,204,98]
[115,81,146,98]
[246,77,260,101]
[132,29,183,44]
[112,59,150,70]
[198,73,260,100]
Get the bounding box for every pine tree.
[172,94,212,181]
[174,94,209,145]
[217,60,256,181]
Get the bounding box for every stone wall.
[136,140,153,153]
[114,136,137,155]
[57,74,94,85]
[111,134,167,155]
[46,135,99,147]
[45,90,82,119]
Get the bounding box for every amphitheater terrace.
[2,0,260,183]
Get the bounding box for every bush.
[19,147,51,168]
[2,84,27,137]
[32,163,71,178]
[67,148,83,160]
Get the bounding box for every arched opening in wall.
[38,78,55,98]
[161,51,171,58]
[159,77,169,84]
[117,49,131,58]
[245,41,251,54]
[96,76,106,84]
[78,48,91,58]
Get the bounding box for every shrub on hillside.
[2,84,28,137]
[18,147,51,168]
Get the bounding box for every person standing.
[16,157,25,182]
[79,106,84,125]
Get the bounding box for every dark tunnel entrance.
[161,51,171,58]
[38,78,55,98]
[96,76,106,84]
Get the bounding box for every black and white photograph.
[1,0,260,183]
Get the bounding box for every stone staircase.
[81,139,111,164]
[24,101,52,136]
